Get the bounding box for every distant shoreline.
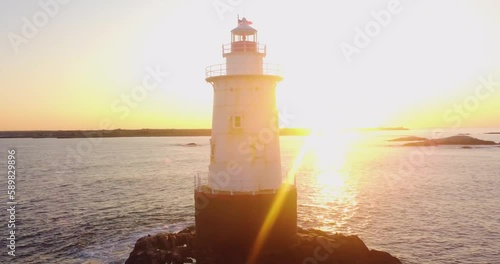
[0,127,410,139]
[0,128,309,139]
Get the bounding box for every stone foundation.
[194,186,297,254]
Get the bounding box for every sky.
[1,0,499,131]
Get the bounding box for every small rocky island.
[125,226,401,264]
[388,136,428,142]
[397,135,499,146]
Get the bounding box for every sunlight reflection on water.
[1,129,499,263]
[294,131,362,234]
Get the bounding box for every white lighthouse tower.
[195,18,297,258]
[206,17,283,192]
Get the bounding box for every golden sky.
[1,0,499,131]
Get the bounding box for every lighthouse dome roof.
[231,17,257,35]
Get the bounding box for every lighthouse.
[195,18,297,256]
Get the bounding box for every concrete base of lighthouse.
[194,185,297,256]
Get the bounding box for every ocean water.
[0,128,499,264]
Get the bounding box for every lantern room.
[229,17,260,53]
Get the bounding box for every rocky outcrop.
[388,136,428,142]
[180,143,199,147]
[125,226,401,264]
[125,227,196,264]
[404,135,498,146]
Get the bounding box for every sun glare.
[305,129,358,187]
[295,129,361,233]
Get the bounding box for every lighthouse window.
[234,116,241,128]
